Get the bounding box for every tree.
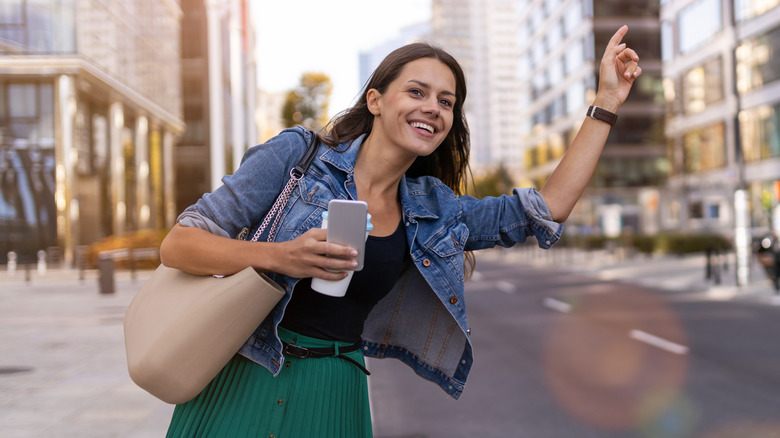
[282,72,333,129]
[466,165,515,198]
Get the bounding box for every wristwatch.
[586,105,618,126]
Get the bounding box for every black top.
[280,221,409,342]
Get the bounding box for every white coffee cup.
[310,212,373,297]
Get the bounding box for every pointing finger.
[604,25,629,59]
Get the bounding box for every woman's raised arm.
[539,25,642,222]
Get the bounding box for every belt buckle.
[284,343,310,359]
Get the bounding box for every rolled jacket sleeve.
[460,187,563,251]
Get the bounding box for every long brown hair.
[323,43,476,277]
[322,42,471,195]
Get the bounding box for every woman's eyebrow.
[408,79,456,98]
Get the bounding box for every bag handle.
[249,130,319,243]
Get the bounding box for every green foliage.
[282,72,333,129]
[466,165,514,198]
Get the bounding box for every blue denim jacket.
[178,126,563,399]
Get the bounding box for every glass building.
[0,1,185,265]
[661,0,780,235]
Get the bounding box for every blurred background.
[0,0,778,284]
[2,1,780,437]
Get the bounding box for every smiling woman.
[162,27,642,437]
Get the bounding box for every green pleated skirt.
[166,327,373,438]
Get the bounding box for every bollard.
[7,251,17,277]
[705,248,712,280]
[97,257,115,294]
[37,250,46,275]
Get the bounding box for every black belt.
[282,341,370,376]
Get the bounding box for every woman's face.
[367,58,456,158]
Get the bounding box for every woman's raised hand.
[270,228,358,280]
[595,25,642,112]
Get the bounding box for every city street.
[1,248,779,437]
[370,249,780,438]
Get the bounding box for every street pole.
[729,0,751,287]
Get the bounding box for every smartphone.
[326,199,368,271]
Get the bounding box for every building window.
[0,0,76,53]
[2,81,55,148]
[608,116,666,144]
[632,72,666,105]
[736,24,780,94]
[592,0,659,17]
[740,103,780,162]
[683,122,726,173]
[661,21,674,62]
[683,56,724,114]
[563,0,582,35]
[735,0,780,22]
[678,0,722,54]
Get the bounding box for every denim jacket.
[178,126,563,399]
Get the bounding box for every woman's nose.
[421,96,440,117]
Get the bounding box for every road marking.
[543,297,572,313]
[629,330,689,355]
[495,281,516,294]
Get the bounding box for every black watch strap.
[586,105,617,126]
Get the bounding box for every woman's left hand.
[594,25,642,112]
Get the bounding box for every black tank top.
[280,221,408,342]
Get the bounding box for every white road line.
[629,330,689,355]
[543,297,572,313]
[495,281,516,294]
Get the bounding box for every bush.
[558,232,732,255]
[86,229,167,269]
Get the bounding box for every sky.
[251,0,431,113]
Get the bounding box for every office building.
[0,0,185,266]
[661,0,780,235]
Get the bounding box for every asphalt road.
[369,259,780,438]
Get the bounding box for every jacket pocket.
[427,222,468,281]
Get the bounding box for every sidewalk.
[481,246,779,305]
[0,269,174,438]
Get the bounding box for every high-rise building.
[177,0,257,213]
[0,0,185,266]
[516,0,666,235]
[432,0,523,173]
[661,0,780,235]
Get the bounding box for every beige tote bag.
[124,266,284,404]
[123,129,319,404]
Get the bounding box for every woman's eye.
[439,99,453,107]
[409,89,423,97]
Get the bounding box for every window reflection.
[683,56,724,114]
[736,25,780,94]
[683,122,726,173]
[740,103,780,162]
[735,0,780,21]
[678,0,721,54]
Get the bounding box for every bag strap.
[249,130,319,243]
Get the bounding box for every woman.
[161,25,641,437]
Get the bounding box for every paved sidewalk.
[0,269,174,438]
